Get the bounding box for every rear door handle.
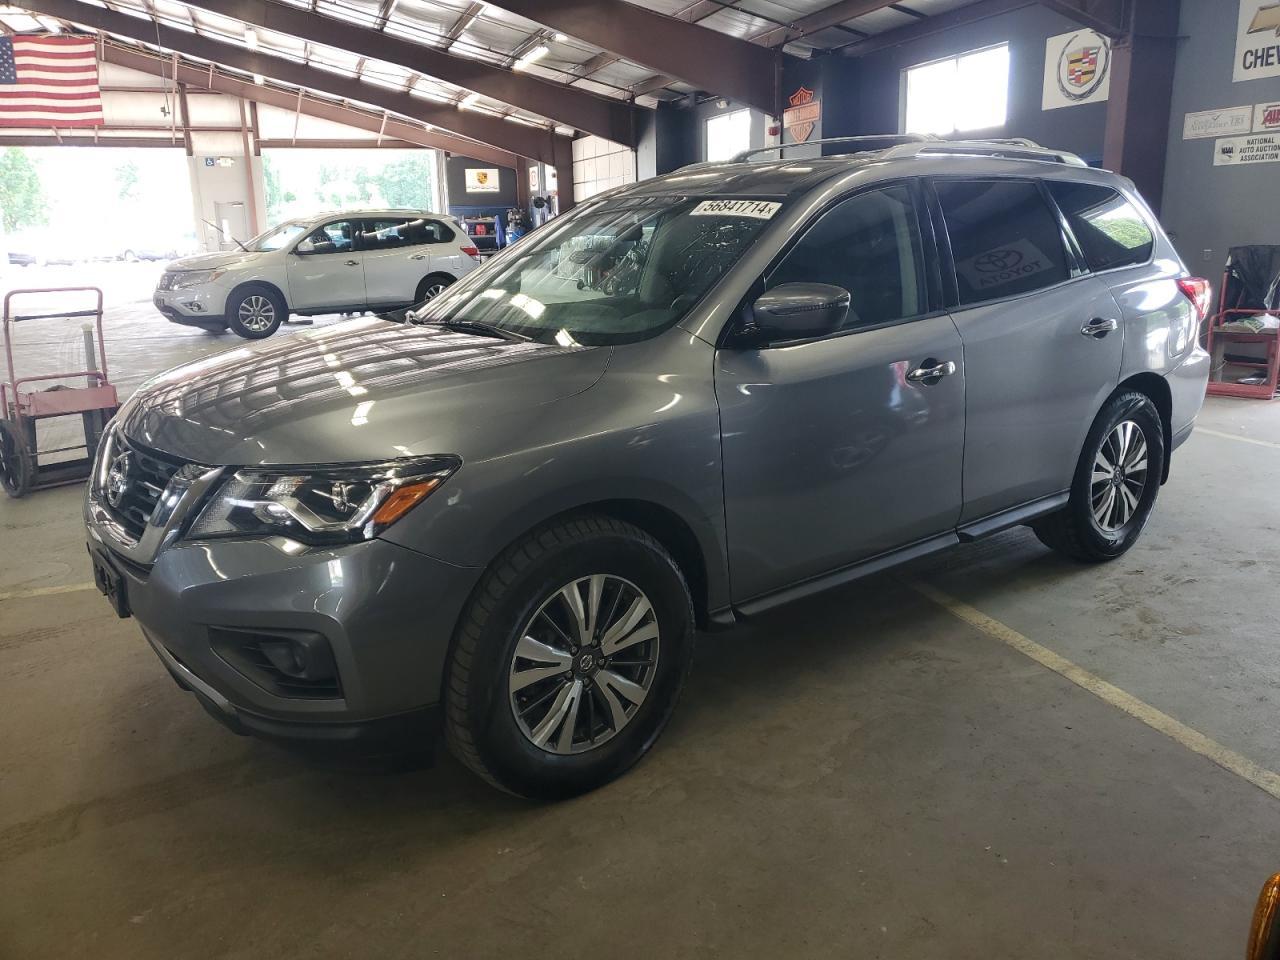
[906,358,957,385]
[409,254,427,261]
[1081,317,1118,338]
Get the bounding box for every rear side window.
[936,179,1071,306]
[766,184,926,331]
[1047,181,1154,272]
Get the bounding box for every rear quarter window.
[1046,180,1154,272]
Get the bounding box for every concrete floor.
[2,282,1279,959]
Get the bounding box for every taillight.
[1176,277,1212,321]
[460,245,481,260]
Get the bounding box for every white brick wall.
[571,135,637,202]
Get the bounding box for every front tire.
[227,287,285,339]
[1033,390,1165,562]
[445,515,695,800]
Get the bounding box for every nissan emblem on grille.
[105,451,132,509]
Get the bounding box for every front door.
[286,219,365,311]
[932,178,1125,522]
[716,183,966,603]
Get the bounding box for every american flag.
[0,35,104,128]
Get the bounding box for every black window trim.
[927,174,1091,313]
[1040,178,1158,278]
[720,177,948,350]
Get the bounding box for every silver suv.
[85,139,1210,799]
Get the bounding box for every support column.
[515,157,531,210]
[1102,0,1179,214]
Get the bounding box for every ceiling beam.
[175,0,636,143]
[839,0,1036,56]
[443,1,483,42]
[480,0,787,115]
[1038,0,1128,38]
[99,42,521,166]
[750,0,896,48]
[12,0,567,163]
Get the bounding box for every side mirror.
[747,282,851,344]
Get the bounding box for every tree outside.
[0,148,49,234]
[262,149,439,224]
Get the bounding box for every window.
[358,217,453,250]
[706,109,752,163]
[766,185,926,331]
[248,220,307,252]
[904,44,1009,136]
[418,195,778,346]
[296,220,354,255]
[936,179,1071,306]
[1046,181,1154,272]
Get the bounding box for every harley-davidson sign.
[783,87,820,142]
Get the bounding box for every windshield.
[248,221,308,252]
[412,195,782,346]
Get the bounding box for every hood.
[116,317,610,464]
[167,250,263,272]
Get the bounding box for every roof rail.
[883,138,1088,166]
[730,133,940,163]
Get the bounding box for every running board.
[956,492,1069,542]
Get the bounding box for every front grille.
[102,434,188,539]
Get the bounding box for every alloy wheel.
[421,282,447,301]
[1091,420,1148,532]
[508,575,660,755]
[238,295,276,332]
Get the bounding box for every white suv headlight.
[169,269,225,289]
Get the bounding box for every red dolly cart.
[0,287,118,498]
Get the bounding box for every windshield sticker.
[690,199,781,219]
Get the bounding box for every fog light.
[183,301,206,312]
[259,634,336,681]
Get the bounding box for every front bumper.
[87,515,481,747]
[153,286,227,328]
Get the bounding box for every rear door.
[716,182,967,602]
[932,178,1124,523]
[359,216,432,307]
[286,219,365,311]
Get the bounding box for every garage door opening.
[260,149,442,227]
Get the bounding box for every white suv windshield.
[248,221,308,252]
[413,196,781,346]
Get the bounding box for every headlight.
[169,269,225,289]
[188,456,459,545]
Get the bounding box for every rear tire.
[227,286,285,339]
[444,515,695,800]
[1033,390,1165,562]
[415,273,454,305]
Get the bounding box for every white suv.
[153,210,482,339]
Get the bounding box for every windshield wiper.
[417,317,532,342]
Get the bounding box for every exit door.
[214,201,249,251]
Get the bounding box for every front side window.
[904,44,1010,136]
[1046,181,1154,272]
[416,195,779,346]
[765,184,926,331]
[936,179,1071,306]
[296,221,355,255]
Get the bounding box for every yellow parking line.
[1196,427,1280,450]
[0,582,96,604]
[913,581,1280,803]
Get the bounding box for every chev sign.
[1236,0,1280,82]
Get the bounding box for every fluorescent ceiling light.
[459,92,482,110]
[244,27,258,48]
[513,44,549,70]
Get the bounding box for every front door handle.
[344,259,360,266]
[1081,317,1118,338]
[409,253,427,261]
[906,358,957,385]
